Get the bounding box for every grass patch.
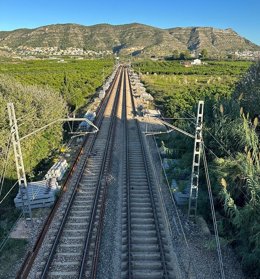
[0,238,28,278]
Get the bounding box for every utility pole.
[7,103,99,223]
[188,101,204,218]
[7,103,33,222]
[144,101,204,217]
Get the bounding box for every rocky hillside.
[168,27,259,55]
[0,23,259,57]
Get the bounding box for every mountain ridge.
[0,23,259,57]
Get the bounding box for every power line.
[203,143,220,159]
[149,129,199,278]
[0,181,18,205]
[204,128,234,159]
[17,110,38,127]
[161,111,196,126]
[160,102,253,207]
[203,127,257,205]
[154,101,196,124]
[202,142,226,279]
[0,212,23,253]
[0,133,12,197]
[161,117,195,120]
[150,107,226,277]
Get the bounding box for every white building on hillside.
[191,59,202,65]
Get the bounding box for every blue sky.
[0,0,259,45]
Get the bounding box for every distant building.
[191,59,202,65]
[181,59,202,67]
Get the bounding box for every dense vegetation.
[0,75,67,249]
[133,59,260,277]
[0,75,67,175]
[0,58,114,265]
[0,59,114,110]
[134,60,251,75]
[133,60,251,117]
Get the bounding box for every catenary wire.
[202,142,226,279]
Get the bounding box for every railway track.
[120,68,176,279]
[26,66,124,279]
[18,65,180,279]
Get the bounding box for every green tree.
[233,60,260,118]
[172,50,179,60]
[179,50,191,60]
[0,75,67,177]
[200,49,208,59]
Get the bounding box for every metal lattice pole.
[7,103,33,222]
[188,101,204,218]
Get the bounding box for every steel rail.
[16,66,122,279]
[125,68,170,278]
[89,68,126,279]
[40,67,123,278]
[78,67,124,278]
[123,68,132,279]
